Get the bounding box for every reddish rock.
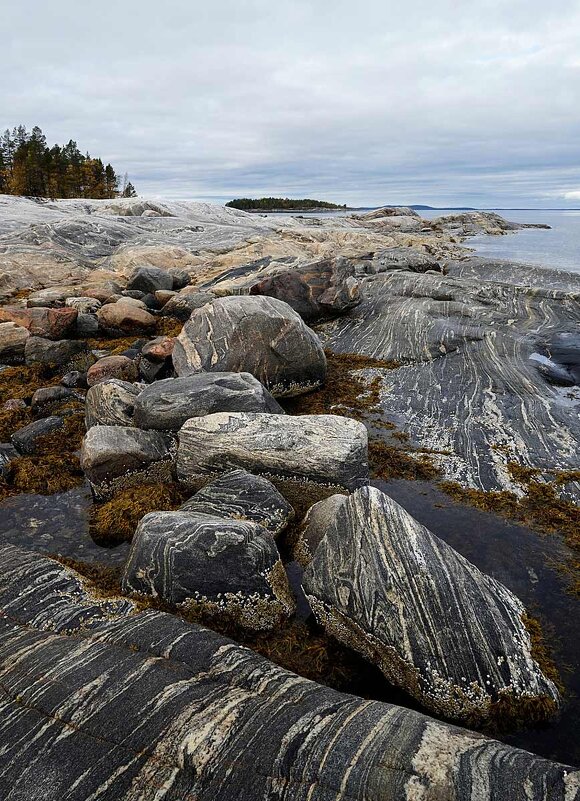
[0,306,78,340]
[87,355,139,387]
[141,336,175,362]
[97,301,156,335]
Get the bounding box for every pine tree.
[122,181,137,198]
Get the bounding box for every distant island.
[226,197,347,212]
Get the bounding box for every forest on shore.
[0,125,136,199]
[226,197,347,211]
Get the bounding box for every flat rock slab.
[85,379,140,428]
[122,511,294,629]
[180,468,294,536]
[134,372,283,431]
[172,295,327,397]
[0,544,577,800]
[80,424,173,496]
[302,486,561,725]
[177,412,369,490]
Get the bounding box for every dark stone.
[160,290,215,321]
[302,486,561,724]
[0,443,19,476]
[127,266,174,294]
[31,386,82,415]
[11,416,65,455]
[76,312,100,337]
[180,468,294,536]
[122,511,294,629]
[24,336,87,367]
[61,370,88,389]
[134,372,284,431]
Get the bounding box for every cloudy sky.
[3,0,580,207]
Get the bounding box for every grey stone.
[31,386,82,415]
[65,296,102,314]
[85,379,140,429]
[293,492,348,565]
[24,336,87,367]
[12,416,64,455]
[160,289,215,320]
[134,372,284,431]
[0,443,19,476]
[127,266,174,294]
[122,511,294,629]
[76,312,99,337]
[80,425,172,495]
[0,321,29,364]
[173,295,327,397]
[180,469,294,536]
[303,485,561,725]
[177,412,368,490]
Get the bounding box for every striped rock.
[0,544,577,800]
[302,486,561,725]
[177,412,369,490]
[122,511,294,630]
[172,295,327,397]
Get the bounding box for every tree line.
[0,125,137,199]
[226,197,347,211]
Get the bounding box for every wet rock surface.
[173,295,327,397]
[0,544,577,801]
[180,468,294,536]
[303,486,560,724]
[122,511,294,629]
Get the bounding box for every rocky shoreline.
[0,196,578,799]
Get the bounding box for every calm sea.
[267,208,580,275]
[420,208,580,275]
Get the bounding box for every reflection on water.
[0,485,129,564]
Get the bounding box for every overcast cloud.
[2,0,580,207]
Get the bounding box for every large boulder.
[127,266,174,294]
[122,511,294,629]
[172,295,327,397]
[362,247,441,274]
[180,469,294,537]
[80,425,172,496]
[249,256,360,322]
[134,373,283,431]
[302,486,561,725]
[85,379,140,429]
[0,321,29,363]
[0,305,78,339]
[0,544,577,801]
[177,412,368,490]
[96,300,156,336]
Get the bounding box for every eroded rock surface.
[122,511,294,629]
[85,379,140,428]
[180,468,294,536]
[177,412,369,490]
[302,486,561,724]
[0,544,576,800]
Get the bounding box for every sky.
[2,0,580,207]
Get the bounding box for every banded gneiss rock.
[172,295,327,397]
[122,511,294,630]
[177,412,369,490]
[0,545,577,800]
[302,486,561,725]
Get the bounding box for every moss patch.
[369,441,441,482]
[155,317,183,337]
[0,453,84,501]
[89,483,187,546]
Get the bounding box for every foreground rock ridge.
[0,544,577,801]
